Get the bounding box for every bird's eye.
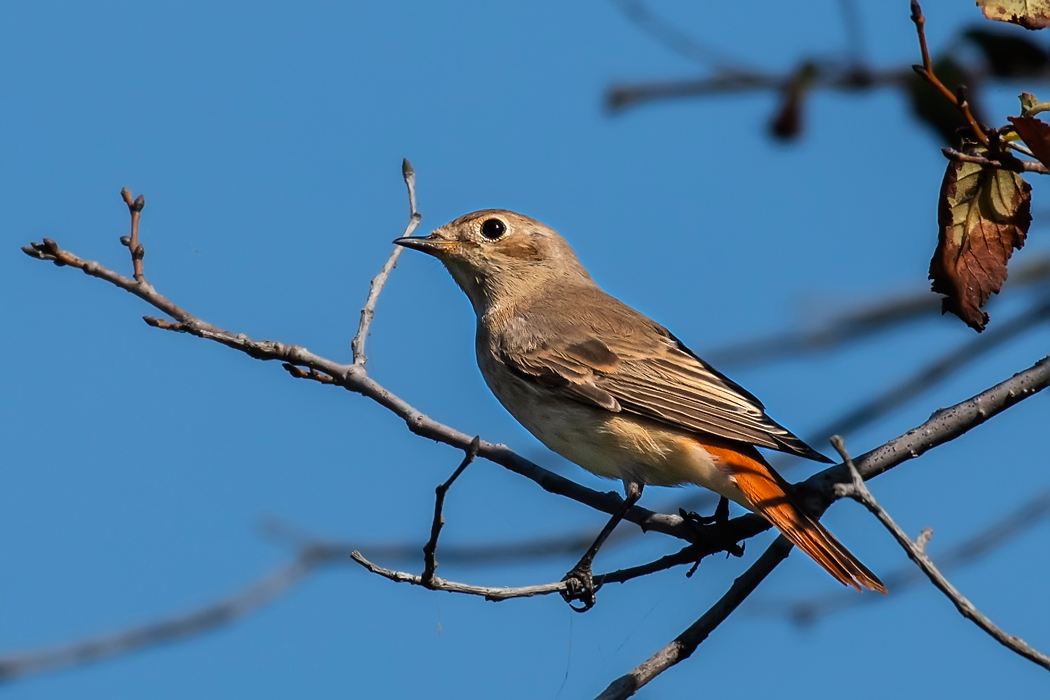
[480,218,506,240]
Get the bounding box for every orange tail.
[708,443,886,594]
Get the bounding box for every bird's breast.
[477,346,745,502]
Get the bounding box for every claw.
[561,564,597,612]
[680,496,745,564]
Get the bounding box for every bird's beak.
[393,232,460,257]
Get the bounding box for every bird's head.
[395,209,590,315]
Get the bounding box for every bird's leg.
[680,496,745,561]
[561,480,643,612]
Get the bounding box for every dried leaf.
[978,0,1050,29]
[930,154,1031,331]
[1008,115,1050,168]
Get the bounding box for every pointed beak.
[393,232,460,257]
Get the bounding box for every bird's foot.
[680,496,745,560]
[560,562,598,612]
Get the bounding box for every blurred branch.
[758,487,1050,625]
[0,551,322,682]
[0,533,716,684]
[607,0,744,70]
[812,299,1050,440]
[607,65,907,113]
[831,436,1050,671]
[837,0,868,64]
[705,254,1050,369]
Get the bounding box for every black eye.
[480,218,506,240]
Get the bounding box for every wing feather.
[498,315,830,462]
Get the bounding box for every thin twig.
[594,537,794,700]
[761,487,1050,625]
[909,1,988,145]
[351,158,422,365]
[352,550,566,601]
[830,435,1050,672]
[355,538,711,603]
[942,147,1050,175]
[422,436,481,586]
[119,187,147,285]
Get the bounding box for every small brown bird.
[396,210,885,604]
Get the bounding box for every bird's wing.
[500,326,830,463]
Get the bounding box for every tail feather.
[718,444,887,594]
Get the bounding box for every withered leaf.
[930,154,1031,331]
[978,0,1050,30]
[1007,115,1050,169]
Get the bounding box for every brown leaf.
[978,0,1050,29]
[930,154,1031,331]
[1008,115,1050,169]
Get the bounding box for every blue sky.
[3,1,1049,698]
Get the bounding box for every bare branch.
[351,158,422,365]
[594,537,794,700]
[23,226,694,545]
[831,435,1050,672]
[942,147,1050,175]
[422,435,480,586]
[353,540,704,602]
[351,550,567,601]
[909,1,987,145]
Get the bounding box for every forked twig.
[831,435,1050,672]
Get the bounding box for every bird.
[395,209,886,607]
